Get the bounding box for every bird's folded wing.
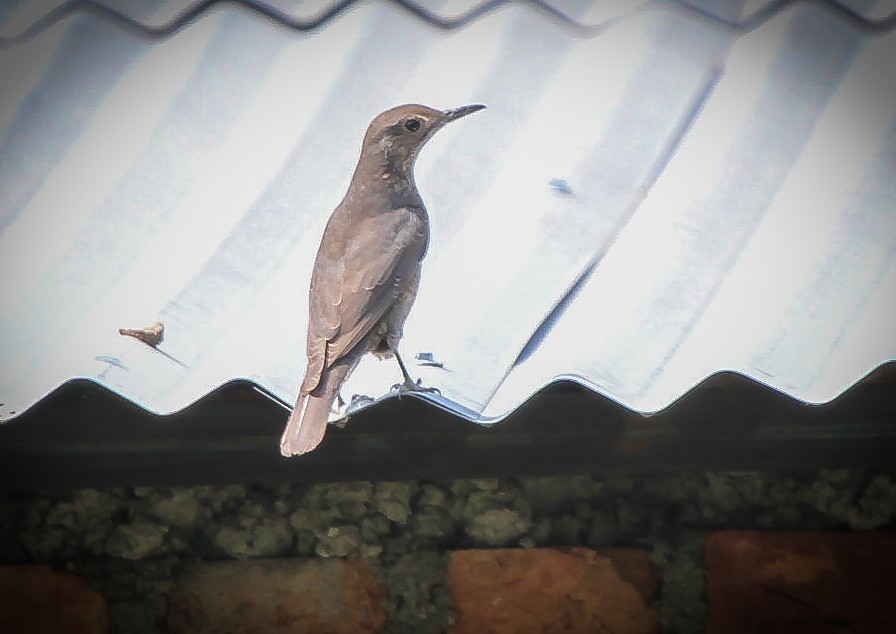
[312,207,427,369]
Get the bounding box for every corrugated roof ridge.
[1,0,893,47]
[0,0,596,46]
[674,0,896,33]
[10,359,894,425]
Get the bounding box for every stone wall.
[1,469,895,632]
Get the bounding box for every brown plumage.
[280,103,486,457]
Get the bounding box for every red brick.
[706,531,896,633]
[448,547,660,634]
[168,558,386,634]
[0,565,108,634]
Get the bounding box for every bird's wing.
[329,208,427,359]
[302,207,427,394]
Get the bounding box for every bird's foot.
[345,393,375,416]
[390,378,441,396]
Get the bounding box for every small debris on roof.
[119,322,165,348]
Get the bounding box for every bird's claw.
[390,379,441,396]
[345,393,375,415]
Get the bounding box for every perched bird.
[280,103,486,457]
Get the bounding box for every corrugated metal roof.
[1,0,894,425]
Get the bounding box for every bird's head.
[360,103,486,176]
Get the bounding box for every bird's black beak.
[442,103,486,123]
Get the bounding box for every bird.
[279,103,486,457]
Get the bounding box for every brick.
[706,531,896,633]
[0,565,108,634]
[448,547,660,634]
[168,558,387,634]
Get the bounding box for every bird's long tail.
[279,362,352,457]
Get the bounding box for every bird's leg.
[327,392,349,427]
[391,348,440,395]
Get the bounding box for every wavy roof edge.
[4,361,894,427]
[4,367,894,487]
[1,0,894,46]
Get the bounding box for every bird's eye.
[403,118,421,132]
